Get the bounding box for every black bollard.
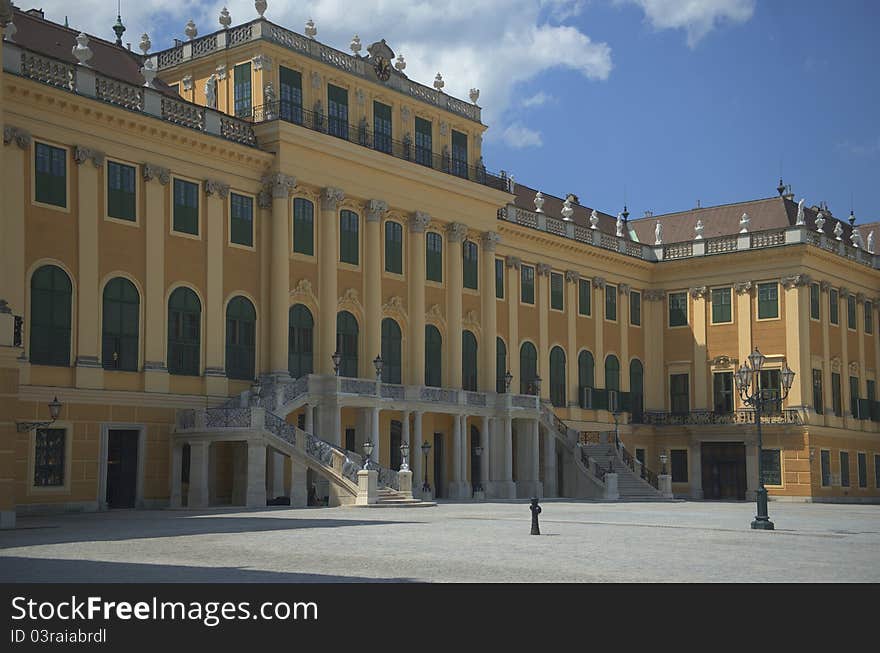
[529,497,542,535]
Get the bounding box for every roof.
[9,8,178,97]
[511,182,630,239]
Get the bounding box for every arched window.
[340,209,359,264]
[462,330,478,391]
[605,354,620,411]
[30,265,72,366]
[225,296,256,380]
[550,346,566,407]
[102,277,139,371]
[425,325,442,387]
[496,337,508,393]
[168,287,201,376]
[336,311,359,377]
[578,350,595,408]
[630,358,644,421]
[520,341,538,395]
[288,304,314,378]
[381,318,402,384]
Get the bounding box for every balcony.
[634,409,802,426]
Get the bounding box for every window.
[381,318,402,384]
[336,311,359,377]
[293,198,314,255]
[373,101,392,154]
[230,193,254,247]
[550,347,566,408]
[711,287,732,324]
[850,376,860,419]
[630,359,644,419]
[102,277,139,371]
[168,287,201,376]
[29,265,72,366]
[605,355,620,391]
[288,304,314,378]
[847,294,857,330]
[34,428,65,486]
[668,292,687,327]
[758,369,781,414]
[462,331,478,391]
[857,452,867,488]
[820,450,831,486]
[578,279,591,316]
[810,283,820,320]
[225,296,256,380]
[107,161,136,221]
[713,372,734,414]
[415,117,432,167]
[344,427,355,452]
[340,210,359,265]
[385,221,403,274]
[425,232,443,282]
[279,66,303,124]
[35,142,67,207]
[578,350,594,409]
[233,62,252,117]
[630,291,641,326]
[451,130,468,178]
[829,289,839,325]
[831,372,842,416]
[463,241,478,290]
[328,84,349,139]
[550,272,564,311]
[495,259,504,299]
[605,285,617,322]
[812,369,823,415]
[670,373,689,414]
[173,179,199,235]
[496,338,507,393]
[520,342,538,394]
[425,325,442,387]
[757,282,779,319]
[839,451,850,487]
[761,449,781,486]
[670,449,688,483]
[866,301,874,334]
[521,266,535,304]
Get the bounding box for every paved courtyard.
[1,500,878,582]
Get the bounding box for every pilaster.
[263,172,296,377]
[536,263,550,401]
[365,200,387,370]
[643,289,664,410]
[204,179,230,394]
[319,187,344,375]
[619,284,631,392]
[781,274,811,407]
[446,222,467,388]
[480,232,500,392]
[593,277,606,388]
[506,257,520,388]
[2,128,28,332]
[245,441,267,508]
[143,163,171,393]
[690,286,708,409]
[408,212,429,385]
[565,271,579,405]
[734,281,753,400]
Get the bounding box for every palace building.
[1,3,878,528]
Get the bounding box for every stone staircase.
[580,443,667,500]
[359,487,436,508]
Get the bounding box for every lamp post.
[734,347,795,531]
[421,440,432,494]
[473,444,483,492]
[373,354,384,381]
[362,440,374,470]
[533,375,542,397]
[16,397,63,432]
[504,370,513,393]
[250,378,262,406]
[400,441,410,471]
[659,450,668,476]
[331,350,342,376]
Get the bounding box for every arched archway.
[288,304,314,378]
[30,264,72,366]
[550,346,566,407]
[336,311,359,377]
[462,330,478,391]
[520,341,538,395]
[381,318,402,384]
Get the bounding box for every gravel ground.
[1,500,878,582]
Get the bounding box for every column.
[643,290,664,411]
[365,200,387,368]
[840,288,851,419]
[531,419,541,491]
[544,428,557,497]
[270,451,285,499]
[446,223,468,388]
[691,287,708,409]
[187,441,210,508]
[503,417,515,497]
[450,411,463,496]
[317,401,342,446]
[370,406,380,466]
[408,212,430,385]
[480,232,501,391]
[734,281,753,382]
[782,275,811,408]
[204,179,230,394]
[290,460,308,508]
[507,257,521,388]
[565,272,579,406]
[245,442,267,508]
[460,414,471,498]
[304,403,314,433]
[143,164,171,393]
[619,284,631,393]
[401,410,411,469]
[745,439,757,501]
[258,195,271,374]
[169,443,183,508]
[264,173,296,377]
[412,411,424,492]
[689,441,703,499]
[319,187,344,374]
[820,281,832,422]
[594,278,606,388]
[856,293,867,408]
[480,415,491,493]
[536,263,550,401]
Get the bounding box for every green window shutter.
[757,283,779,319]
[630,291,641,325]
[550,273,563,310]
[810,284,820,320]
[605,286,617,321]
[495,259,504,298]
[847,295,856,329]
[173,179,199,235]
[385,221,403,273]
[328,84,349,139]
[669,292,687,326]
[463,241,478,289]
[829,290,839,324]
[415,117,432,166]
[373,101,392,153]
[426,232,443,282]
[578,279,591,316]
[451,130,468,178]
[29,265,72,366]
[293,198,314,255]
[225,296,256,380]
[107,161,136,221]
[339,210,359,264]
[102,277,140,371]
[711,288,731,323]
[425,325,442,387]
[168,287,201,375]
[234,62,252,117]
[35,143,67,208]
[521,266,535,304]
[230,193,254,246]
[279,66,303,123]
[865,301,874,333]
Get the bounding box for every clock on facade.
[374,56,391,81]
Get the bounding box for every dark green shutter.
[579,279,590,316]
[230,193,254,247]
[30,265,72,366]
[630,291,641,325]
[495,259,504,298]
[173,179,199,235]
[521,266,534,304]
[606,286,617,321]
[107,161,136,221]
[35,143,67,208]
[463,241,478,289]
[293,198,314,255]
[426,232,442,282]
[340,210,359,264]
[425,325,442,387]
[225,296,256,380]
[168,287,201,375]
[234,62,252,117]
[385,221,402,273]
[550,273,563,310]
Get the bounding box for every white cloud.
[621,0,756,47]
[522,91,554,108]
[502,123,544,149]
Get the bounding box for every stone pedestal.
[356,469,378,505]
[604,472,619,500]
[398,469,413,499]
[658,474,673,499]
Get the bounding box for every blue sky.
[32,0,880,222]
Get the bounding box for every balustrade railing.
[205,407,252,428]
[636,409,802,425]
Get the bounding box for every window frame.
[494,258,504,299]
[29,264,73,367]
[668,291,688,328]
[373,100,393,154]
[170,177,201,239]
[712,371,734,414]
[839,450,850,487]
[756,282,780,321]
[414,116,433,167]
[30,424,72,492]
[426,231,443,284]
[279,65,304,125]
[812,368,823,415]
[520,265,535,305]
[292,197,315,257]
[339,209,360,266]
[669,373,690,415]
[105,158,138,225]
[865,301,874,334]
[710,287,733,325]
[809,283,820,321]
[229,191,255,250]
[233,62,253,118]
[857,452,867,488]
[327,83,350,140]
[32,140,69,211]
[225,296,257,381]
[462,240,479,290]
[550,272,564,312]
[605,285,617,323]
[847,294,857,331]
[101,276,141,372]
[829,289,839,325]
[167,286,202,376]
[384,220,404,276]
[630,290,641,327]
[820,449,831,486]
[831,372,842,416]
[760,449,782,487]
[578,279,591,317]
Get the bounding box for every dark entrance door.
[107,429,139,509]
[701,442,746,500]
[470,425,480,491]
[433,432,444,498]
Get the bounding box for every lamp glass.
[363,441,374,457]
[748,348,765,372]
[781,363,795,391]
[736,364,751,391]
[48,397,62,421]
[421,440,431,455]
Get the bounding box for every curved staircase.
[579,443,668,500]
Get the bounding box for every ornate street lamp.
[504,370,513,393]
[400,441,410,471]
[734,347,795,531]
[659,450,668,476]
[473,444,483,492]
[362,440,374,470]
[373,354,384,381]
[533,375,542,396]
[250,378,262,405]
[332,350,342,376]
[16,397,63,432]
[421,440,432,494]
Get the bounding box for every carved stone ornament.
[142,163,170,185]
[565,270,580,284]
[182,74,194,92]
[643,289,665,302]
[463,310,479,329]
[534,191,545,213]
[482,231,501,252]
[819,280,831,292]
[257,191,272,209]
[849,361,859,375]
[72,32,93,66]
[856,292,866,304]
[689,286,708,299]
[591,277,606,289]
[439,122,448,136]
[833,222,844,241]
[73,145,104,167]
[339,288,359,304]
[619,284,631,296]
[356,88,365,105]
[796,198,806,226]
[3,126,32,149]
[367,199,388,222]
[446,222,468,243]
[261,172,296,199]
[733,281,753,295]
[409,211,431,233]
[383,296,405,312]
[401,105,411,123]
[536,263,551,277]
[839,287,849,298]
[426,304,444,321]
[710,355,738,368]
[780,274,810,290]
[815,211,825,233]
[590,209,599,230]
[253,54,271,72]
[293,279,313,296]
[830,356,841,373]
[216,63,227,80]
[255,0,267,19]
[204,179,230,199]
[321,187,345,210]
[505,255,521,270]
[311,71,321,89]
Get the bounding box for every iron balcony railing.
[251,101,507,192]
[634,409,802,426]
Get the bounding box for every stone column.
[187,441,210,508]
[745,440,757,501]
[460,414,471,498]
[506,257,521,388]
[593,278,606,389]
[565,271,579,406]
[143,164,171,393]
[619,284,631,393]
[530,419,541,494]
[170,442,183,508]
[544,428,557,497]
[365,200,387,368]
[839,288,851,419]
[370,406,381,467]
[480,232,500,391]
[263,173,296,377]
[304,403,313,433]
[690,286,708,409]
[501,416,516,498]
[401,410,411,469]
[408,212,430,385]
[246,442,267,508]
[689,441,703,499]
[450,411,463,496]
[319,187,344,375]
[290,460,308,508]
[205,179,230,394]
[480,415,490,493]
[782,275,812,408]
[820,281,832,421]
[536,263,551,401]
[270,450,285,499]
[73,147,104,388]
[446,223,468,388]
[412,411,424,493]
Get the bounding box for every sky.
[25,0,880,223]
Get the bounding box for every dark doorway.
[107,429,139,509]
[433,432,444,498]
[344,427,355,453]
[470,425,480,491]
[701,442,746,500]
[390,420,402,470]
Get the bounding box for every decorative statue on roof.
[851,227,863,249]
[590,209,599,230]
[867,231,875,254]
[739,212,750,234]
[562,198,574,222]
[654,221,663,245]
[534,191,544,213]
[815,210,825,233]
[616,213,624,237]
[694,219,704,240]
[833,221,843,241]
[507,174,515,193]
[204,74,217,109]
[796,198,805,226]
